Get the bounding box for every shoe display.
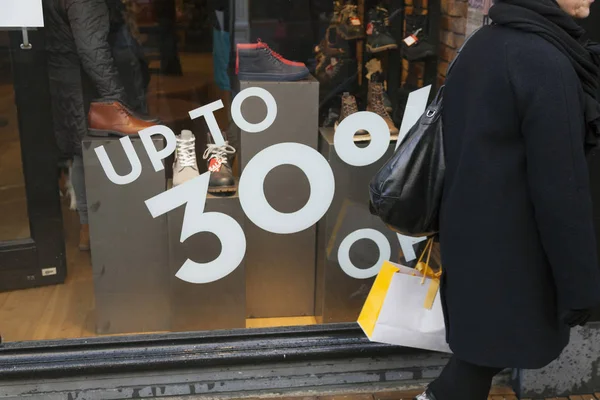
[79,223,90,252]
[314,26,348,77]
[370,71,393,113]
[203,135,236,195]
[330,0,343,25]
[338,3,365,40]
[318,57,357,104]
[365,58,383,80]
[314,26,347,59]
[367,78,399,137]
[335,92,368,138]
[173,130,199,187]
[366,6,398,53]
[88,100,157,137]
[403,39,436,61]
[236,41,310,81]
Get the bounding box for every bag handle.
[446,28,482,77]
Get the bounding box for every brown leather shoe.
[79,223,90,252]
[88,101,157,137]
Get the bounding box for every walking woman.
[420,0,600,398]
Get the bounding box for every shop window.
[0,0,488,342]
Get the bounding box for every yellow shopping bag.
[357,261,399,338]
[357,239,451,353]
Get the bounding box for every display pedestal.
[82,136,170,335]
[236,76,319,318]
[316,128,403,324]
[167,181,246,331]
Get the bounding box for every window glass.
[0,0,489,342]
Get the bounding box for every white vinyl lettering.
[231,87,277,133]
[334,111,390,166]
[189,100,226,145]
[139,125,177,172]
[337,229,391,279]
[238,143,335,234]
[396,233,428,262]
[94,137,142,185]
[145,173,246,284]
[396,85,432,149]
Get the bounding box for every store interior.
[0,0,452,342]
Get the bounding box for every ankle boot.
[79,223,90,252]
[203,133,237,195]
[367,77,399,137]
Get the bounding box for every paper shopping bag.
[358,260,451,353]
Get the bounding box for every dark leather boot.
[203,133,237,195]
[88,100,158,137]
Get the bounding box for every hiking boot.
[338,4,364,40]
[237,41,309,81]
[173,130,199,187]
[366,7,398,53]
[370,72,393,114]
[367,78,399,137]
[203,135,236,195]
[335,92,368,138]
[88,100,157,137]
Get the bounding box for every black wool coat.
[440,24,600,369]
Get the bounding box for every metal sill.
[0,323,413,379]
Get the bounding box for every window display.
[0,0,466,342]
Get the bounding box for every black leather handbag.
[369,32,477,237]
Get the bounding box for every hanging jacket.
[44,0,127,158]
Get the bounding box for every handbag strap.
[446,28,482,77]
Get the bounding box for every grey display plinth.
[82,136,170,335]
[237,76,319,318]
[520,323,600,397]
[316,128,404,324]
[167,181,246,331]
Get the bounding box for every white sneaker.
[173,130,199,186]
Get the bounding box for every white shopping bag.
[358,260,452,353]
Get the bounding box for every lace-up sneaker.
[236,41,310,81]
[367,78,399,137]
[366,6,398,53]
[335,92,368,139]
[173,130,199,187]
[203,138,236,195]
[338,4,365,40]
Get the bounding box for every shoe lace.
[257,39,285,64]
[203,142,236,165]
[176,137,197,169]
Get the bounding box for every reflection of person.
[44,0,150,251]
[154,0,183,75]
[417,0,600,398]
